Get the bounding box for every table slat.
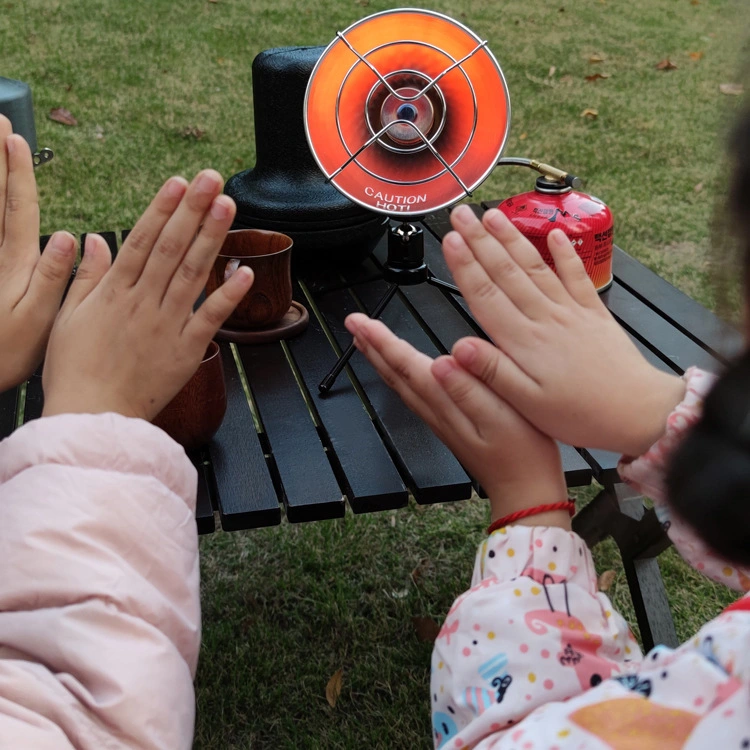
[290,283,408,514]
[22,368,44,423]
[236,340,346,523]
[0,388,18,440]
[207,344,281,530]
[601,283,723,374]
[612,247,742,361]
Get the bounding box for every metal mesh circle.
[304,8,511,216]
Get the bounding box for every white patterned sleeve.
[430,525,641,749]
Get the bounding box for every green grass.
[2,0,747,747]
[4,0,748,313]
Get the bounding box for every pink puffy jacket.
[0,413,201,749]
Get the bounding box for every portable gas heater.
[303,9,613,392]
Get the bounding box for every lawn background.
[1,0,748,747]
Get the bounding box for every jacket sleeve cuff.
[617,366,716,503]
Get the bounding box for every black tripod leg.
[318,283,399,394]
[426,274,462,296]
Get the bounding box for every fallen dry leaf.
[694,182,704,193]
[598,570,616,592]
[239,614,256,635]
[180,126,206,140]
[48,107,78,126]
[581,108,598,119]
[719,82,744,96]
[519,132,528,140]
[412,616,441,643]
[589,54,606,64]
[548,65,556,78]
[325,669,343,708]
[585,73,611,82]
[411,557,432,585]
[525,71,555,87]
[688,51,704,61]
[655,59,678,71]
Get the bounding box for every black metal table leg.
[573,483,678,652]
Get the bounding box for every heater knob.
[380,87,434,146]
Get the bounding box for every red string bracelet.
[487,500,576,536]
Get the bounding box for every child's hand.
[345,313,570,525]
[0,116,77,392]
[442,205,687,457]
[41,170,254,421]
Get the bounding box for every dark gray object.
[223,47,388,271]
[0,76,53,166]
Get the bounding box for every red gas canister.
[494,168,614,293]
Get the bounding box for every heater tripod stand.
[318,220,461,393]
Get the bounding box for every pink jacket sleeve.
[618,366,750,592]
[0,413,201,749]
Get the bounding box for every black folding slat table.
[0,207,741,652]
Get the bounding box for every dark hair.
[666,351,750,566]
[666,107,750,567]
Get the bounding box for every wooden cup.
[206,228,293,329]
[152,341,227,453]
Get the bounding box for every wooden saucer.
[216,300,309,344]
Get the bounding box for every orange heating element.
[305,10,510,214]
